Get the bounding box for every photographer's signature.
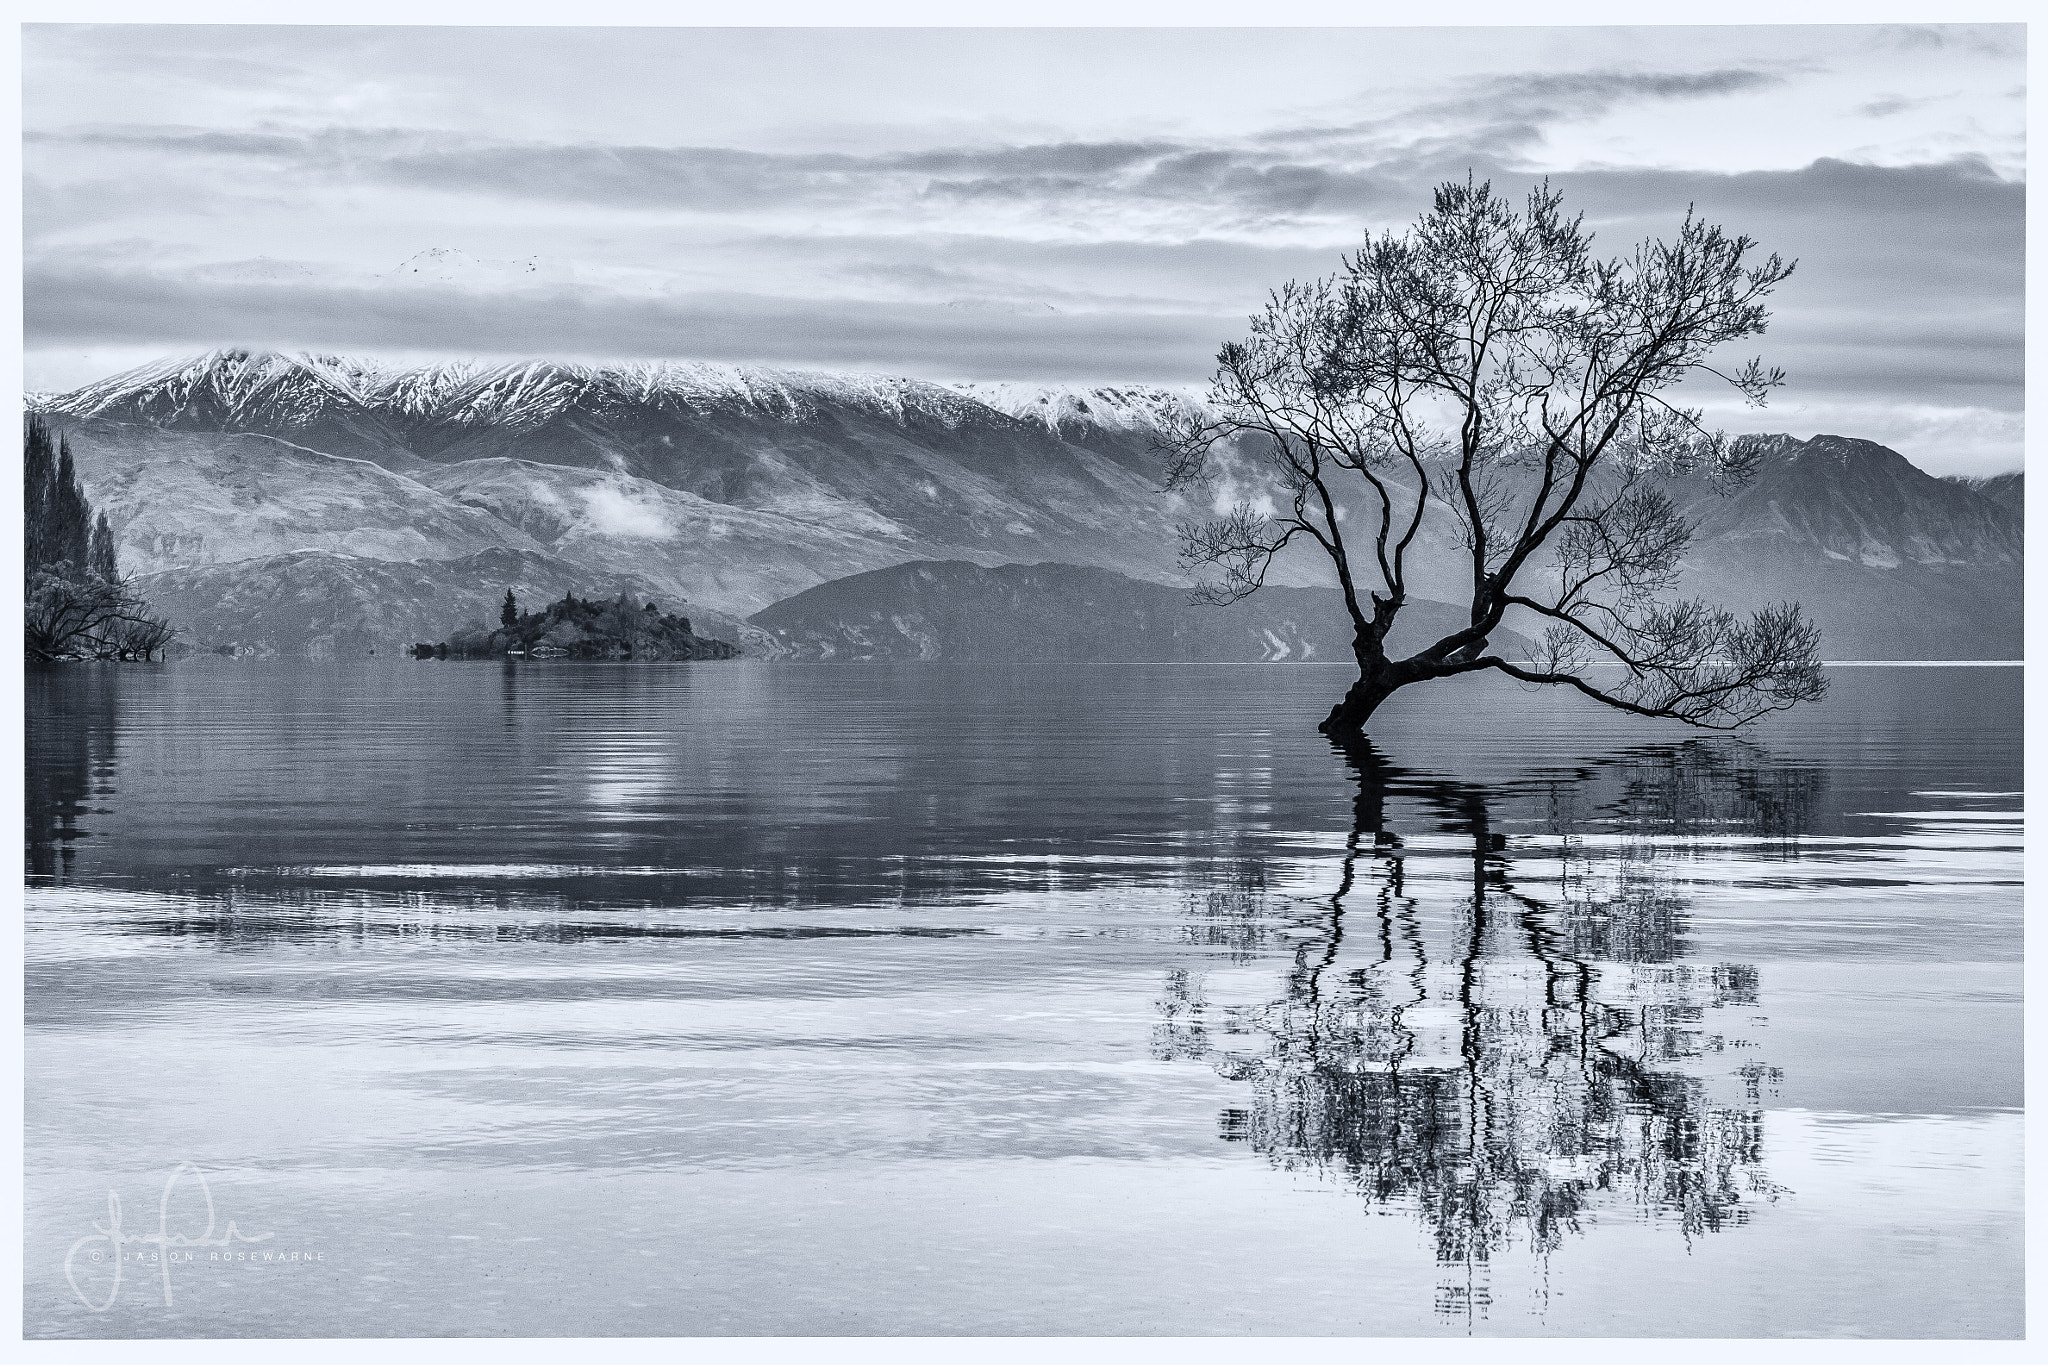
[65,1163,274,1311]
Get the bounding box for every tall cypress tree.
[24,417,58,573]
[501,588,518,627]
[88,512,119,583]
[50,439,93,572]
[23,416,174,662]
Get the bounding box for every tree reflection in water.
[1156,738,1821,1323]
[26,663,123,885]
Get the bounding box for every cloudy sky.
[22,23,2026,474]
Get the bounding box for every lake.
[22,660,2023,1338]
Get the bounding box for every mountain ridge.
[749,559,1536,664]
[30,350,2022,660]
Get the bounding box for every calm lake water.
[23,661,2022,1338]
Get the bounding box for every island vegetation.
[412,589,740,660]
[24,417,176,662]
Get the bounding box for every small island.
[412,590,741,661]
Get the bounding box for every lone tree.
[501,588,519,628]
[1166,178,1826,739]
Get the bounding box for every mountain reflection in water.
[1157,739,1818,1322]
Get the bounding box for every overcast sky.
[22,23,2026,474]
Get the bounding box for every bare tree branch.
[1163,177,1822,736]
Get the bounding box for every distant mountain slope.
[1683,436,2019,569]
[1944,469,2024,513]
[62,420,545,575]
[749,560,1532,663]
[31,352,2022,660]
[951,381,1200,450]
[136,547,762,660]
[412,457,921,615]
[367,362,1191,576]
[1671,436,2022,658]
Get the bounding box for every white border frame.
[4,4,2036,1359]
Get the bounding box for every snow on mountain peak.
[40,350,1198,441]
[951,382,1203,436]
[45,349,382,427]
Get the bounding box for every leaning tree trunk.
[1318,646,1412,740]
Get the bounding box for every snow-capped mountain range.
[949,382,1205,440]
[35,350,1234,655]
[47,350,1034,444]
[30,349,2024,659]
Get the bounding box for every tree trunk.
[1318,652,1409,739]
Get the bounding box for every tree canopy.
[423,590,738,661]
[1167,178,1826,737]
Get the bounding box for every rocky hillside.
[1670,436,2022,659]
[57,422,545,575]
[406,456,914,615]
[1945,470,2023,513]
[749,560,1532,663]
